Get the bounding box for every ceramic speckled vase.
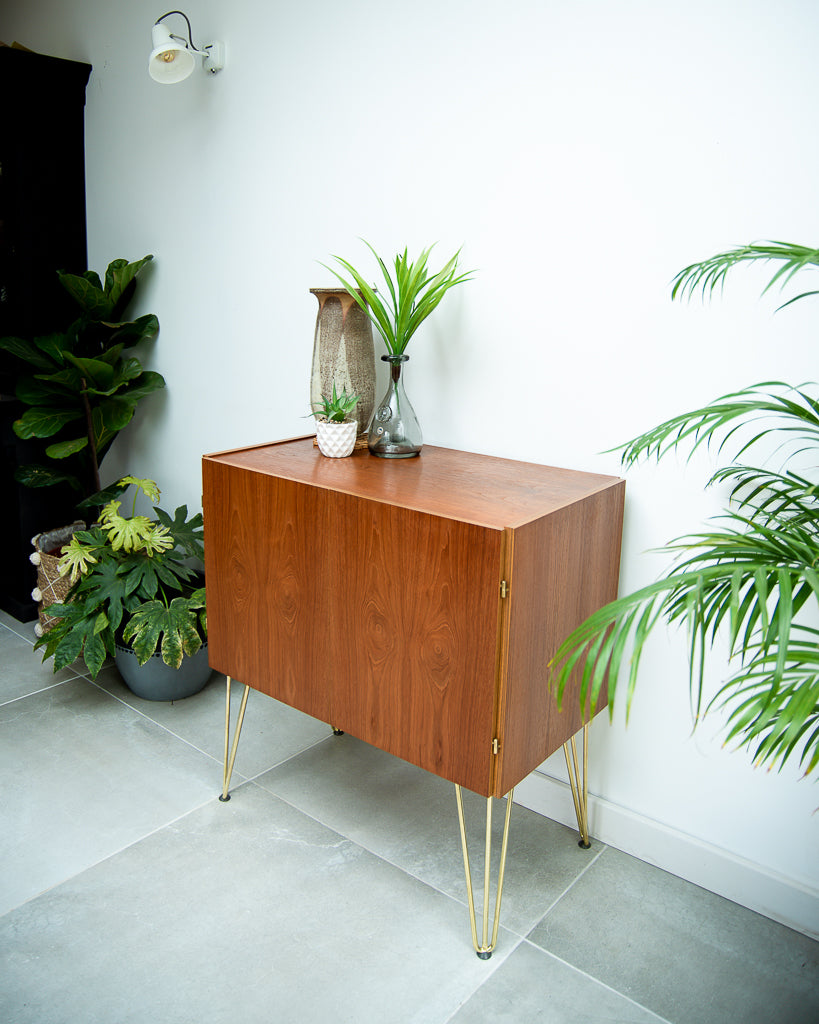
[310,289,376,438]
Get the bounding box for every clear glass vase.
[368,354,423,458]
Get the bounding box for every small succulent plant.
[311,384,360,423]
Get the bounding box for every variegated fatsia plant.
[35,477,206,676]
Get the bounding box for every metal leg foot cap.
[476,950,492,960]
[332,729,344,736]
[578,838,591,849]
[219,793,231,802]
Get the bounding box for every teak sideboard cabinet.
[202,437,625,955]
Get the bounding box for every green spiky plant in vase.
[311,384,360,458]
[550,241,819,777]
[324,242,474,458]
[35,476,211,700]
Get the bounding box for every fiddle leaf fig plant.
[35,477,206,677]
[549,240,819,777]
[322,241,474,355]
[0,255,165,504]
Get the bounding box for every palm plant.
[550,240,819,777]
[322,241,474,355]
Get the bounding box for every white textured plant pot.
[316,420,357,458]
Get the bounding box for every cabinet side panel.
[496,480,625,795]
[203,459,328,719]
[327,491,502,795]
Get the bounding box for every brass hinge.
[500,580,509,599]
[492,737,499,755]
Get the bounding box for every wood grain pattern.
[325,490,502,792]
[203,460,327,719]
[495,481,625,795]
[207,437,622,530]
[203,440,625,800]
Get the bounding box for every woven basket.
[30,521,85,636]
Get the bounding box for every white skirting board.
[513,769,819,941]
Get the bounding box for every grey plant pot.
[114,642,212,701]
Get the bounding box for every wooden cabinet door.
[204,460,329,721]
[324,489,505,794]
[205,458,505,794]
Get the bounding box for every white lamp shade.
[149,23,196,84]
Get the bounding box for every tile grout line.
[0,673,86,708]
[0,620,38,645]
[440,936,526,1024]
[83,676,331,776]
[0,791,228,921]
[240,772,532,936]
[521,938,676,1024]
[6,665,601,950]
[526,841,608,934]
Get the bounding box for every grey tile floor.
[1,609,817,1024]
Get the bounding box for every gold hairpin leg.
[219,675,250,802]
[455,785,514,959]
[563,722,591,848]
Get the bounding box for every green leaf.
[76,480,132,512]
[45,436,89,460]
[81,270,103,291]
[34,333,72,365]
[105,255,153,312]
[671,241,819,305]
[0,335,58,370]
[33,365,83,393]
[115,370,167,403]
[321,241,474,355]
[52,626,87,672]
[13,405,84,440]
[93,397,137,443]
[153,505,204,559]
[108,313,160,348]
[59,271,114,319]
[14,463,82,490]
[83,631,108,678]
[64,353,116,392]
[73,558,132,631]
[123,592,205,668]
[616,383,819,469]
[15,375,70,406]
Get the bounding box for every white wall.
[5,0,818,935]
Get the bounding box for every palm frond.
[616,382,819,469]
[549,506,819,773]
[671,240,819,307]
[710,465,819,528]
[553,238,819,777]
[712,628,819,774]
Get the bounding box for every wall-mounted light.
[149,10,224,84]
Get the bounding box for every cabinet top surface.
[203,437,623,529]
